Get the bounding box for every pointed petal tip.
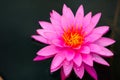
[50,10,58,17]
[96,12,102,19]
[93,12,102,20]
[50,68,54,73]
[50,65,61,73]
[33,57,37,61]
[63,4,67,8]
[74,65,84,79]
[89,11,92,14]
[31,35,35,39]
[33,58,41,61]
[78,4,84,12]
[110,53,114,57]
[63,61,73,77]
[87,11,92,16]
[110,39,116,45]
[92,54,110,66]
[107,63,110,66]
[79,5,83,9]
[50,65,57,73]
[104,26,110,31]
[33,56,42,61]
[50,53,65,73]
[36,29,41,34]
[97,12,102,16]
[31,35,38,39]
[38,21,43,25]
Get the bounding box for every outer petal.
[62,4,74,25]
[31,35,49,44]
[50,10,61,22]
[64,49,75,61]
[92,26,109,34]
[73,53,82,66]
[63,60,73,77]
[82,54,93,66]
[37,29,59,40]
[51,53,65,72]
[74,64,84,79]
[39,21,54,30]
[99,46,114,57]
[89,44,113,57]
[50,10,63,33]
[92,54,110,66]
[85,13,101,34]
[83,12,92,28]
[33,56,52,61]
[94,37,115,46]
[84,64,98,80]
[85,26,109,42]
[50,17,63,32]
[75,5,84,28]
[37,45,58,56]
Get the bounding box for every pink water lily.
[32,4,115,80]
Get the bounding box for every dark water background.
[0,0,120,80]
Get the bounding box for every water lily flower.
[32,4,115,80]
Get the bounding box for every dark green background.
[0,0,120,80]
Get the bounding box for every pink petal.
[37,29,59,40]
[31,35,48,44]
[37,45,58,56]
[94,37,115,46]
[62,4,74,25]
[61,16,70,30]
[73,53,82,66]
[82,54,93,66]
[50,10,61,22]
[75,5,84,27]
[99,46,114,57]
[84,64,98,80]
[89,44,114,57]
[64,49,75,61]
[52,39,64,47]
[83,12,92,28]
[50,10,63,33]
[74,64,84,79]
[33,55,52,61]
[89,44,101,52]
[80,46,90,54]
[61,68,66,80]
[92,54,110,66]
[85,13,101,34]
[85,26,109,42]
[63,60,73,77]
[51,63,62,73]
[39,21,54,30]
[93,26,109,34]
[50,17,63,32]
[51,53,65,72]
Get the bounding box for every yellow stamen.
[62,26,84,48]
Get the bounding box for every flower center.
[62,27,84,48]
